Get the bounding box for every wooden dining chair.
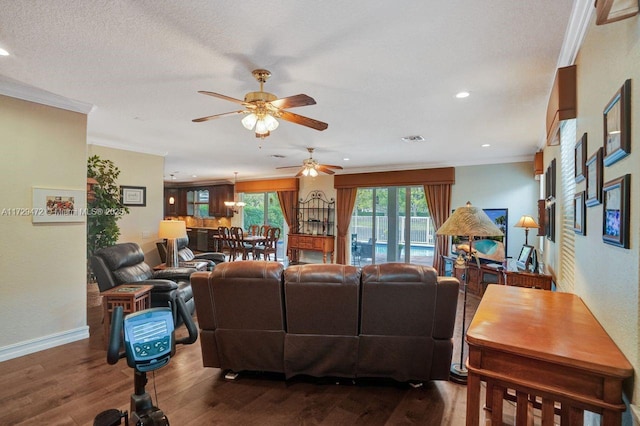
[255,227,280,261]
[231,226,254,260]
[218,226,237,261]
[248,224,260,236]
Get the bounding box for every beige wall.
[0,95,88,358]
[567,13,639,409]
[88,145,165,266]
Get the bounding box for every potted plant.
[86,155,129,304]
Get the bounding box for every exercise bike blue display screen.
[124,308,174,372]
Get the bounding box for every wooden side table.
[102,284,154,344]
[466,285,633,425]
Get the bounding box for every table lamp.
[158,220,187,268]
[514,215,539,246]
[436,202,503,384]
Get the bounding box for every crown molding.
[557,0,594,67]
[0,75,93,114]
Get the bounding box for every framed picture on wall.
[450,208,508,262]
[602,174,630,248]
[120,186,147,207]
[575,133,586,183]
[573,191,586,235]
[585,148,603,207]
[603,79,631,167]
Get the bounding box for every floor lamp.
[436,202,503,384]
[158,220,187,268]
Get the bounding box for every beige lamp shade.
[436,202,503,238]
[158,220,187,239]
[514,215,539,229]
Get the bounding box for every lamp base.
[166,238,179,268]
[449,363,468,385]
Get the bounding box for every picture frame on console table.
[585,148,603,207]
[603,79,631,167]
[602,174,630,249]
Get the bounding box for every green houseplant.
[87,155,129,276]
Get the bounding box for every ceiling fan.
[192,69,328,139]
[277,148,343,177]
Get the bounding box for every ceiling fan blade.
[278,110,328,131]
[192,110,245,122]
[316,165,336,175]
[269,94,316,109]
[318,164,343,170]
[198,91,251,106]
[275,165,303,169]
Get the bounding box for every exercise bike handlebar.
[107,306,125,365]
[175,296,198,345]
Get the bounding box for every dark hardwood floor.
[0,290,513,425]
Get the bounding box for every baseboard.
[0,326,90,362]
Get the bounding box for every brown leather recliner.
[190,261,286,373]
[358,263,460,381]
[283,264,361,379]
[156,236,225,270]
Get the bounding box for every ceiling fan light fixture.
[263,114,279,131]
[241,113,258,130]
[309,167,318,177]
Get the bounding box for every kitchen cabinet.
[209,184,234,217]
[164,184,235,218]
[164,188,186,216]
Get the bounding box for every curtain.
[335,187,358,264]
[277,190,298,230]
[424,183,451,273]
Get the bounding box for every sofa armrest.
[433,276,460,339]
[194,252,226,264]
[152,267,196,281]
[133,279,179,292]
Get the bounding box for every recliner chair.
[156,236,225,270]
[90,242,197,329]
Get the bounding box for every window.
[242,192,287,259]
[350,186,434,266]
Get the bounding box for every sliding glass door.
[350,186,434,266]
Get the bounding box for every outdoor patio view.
[350,186,435,267]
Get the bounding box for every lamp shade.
[436,202,503,238]
[158,220,186,239]
[514,215,539,229]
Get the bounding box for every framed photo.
[585,147,603,207]
[574,133,586,183]
[602,174,630,248]
[545,159,556,201]
[32,187,85,223]
[120,186,146,207]
[603,79,631,167]
[573,191,586,235]
[545,204,556,242]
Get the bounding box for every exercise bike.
[94,297,197,426]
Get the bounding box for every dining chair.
[232,226,254,260]
[218,226,237,261]
[248,224,260,236]
[255,227,280,261]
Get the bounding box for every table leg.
[466,371,481,425]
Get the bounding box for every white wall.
[0,94,89,359]
[451,161,539,260]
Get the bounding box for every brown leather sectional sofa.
[191,261,460,383]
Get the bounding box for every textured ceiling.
[0,0,575,182]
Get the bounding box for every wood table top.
[467,285,633,378]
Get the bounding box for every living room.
[1,1,639,424]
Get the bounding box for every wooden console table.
[287,234,334,263]
[466,285,633,425]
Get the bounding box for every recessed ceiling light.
[0,48,9,56]
[192,174,197,178]
[455,91,470,99]
[343,157,350,161]
[401,135,425,142]
[481,144,490,148]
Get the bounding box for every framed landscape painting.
[603,79,631,167]
[602,174,630,248]
[451,208,508,262]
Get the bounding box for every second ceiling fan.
[277,148,343,177]
[192,69,328,139]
